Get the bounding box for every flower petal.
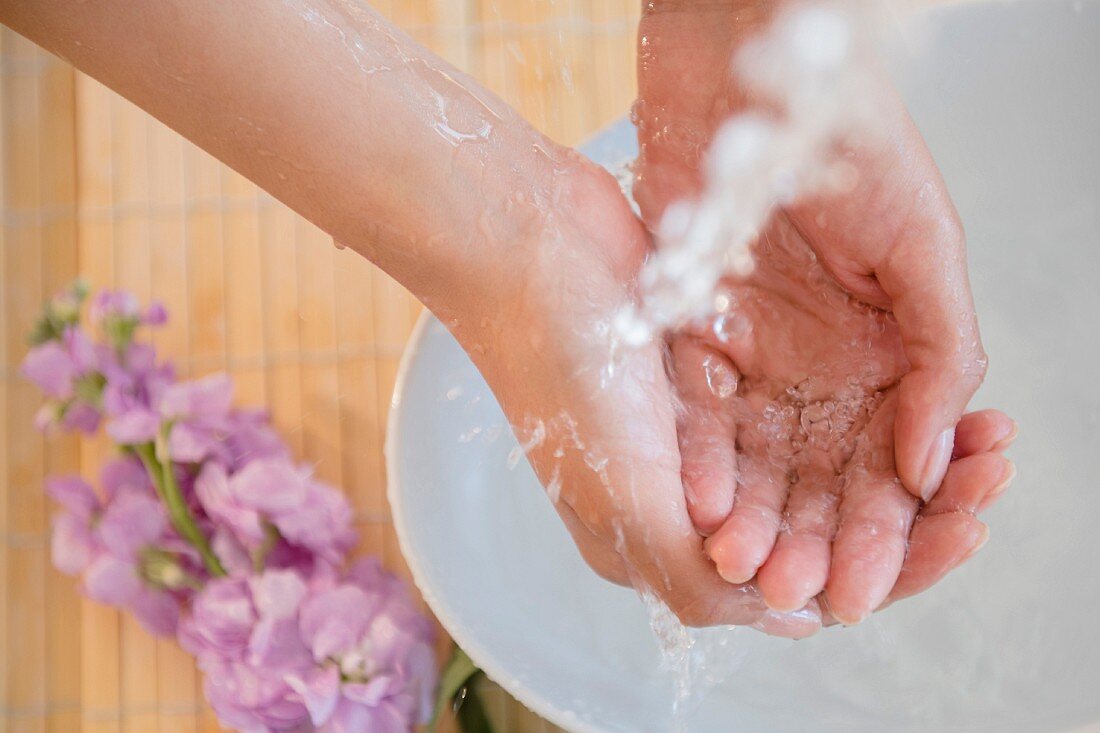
[21,342,76,399]
[106,408,161,445]
[45,476,99,519]
[84,555,141,606]
[160,373,233,420]
[286,666,341,726]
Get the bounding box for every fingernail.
[834,605,872,627]
[821,592,869,627]
[991,420,1020,453]
[919,428,955,501]
[962,525,991,562]
[978,462,1016,512]
[993,462,1017,496]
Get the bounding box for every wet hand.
[668,217,1015,622]
[449,153,822,637]
[634,0,1008,623]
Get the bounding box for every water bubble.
[712,312,749,343]
[702,355,738,400]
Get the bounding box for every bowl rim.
[386,311,606,733]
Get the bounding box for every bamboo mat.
[0,1,639,731]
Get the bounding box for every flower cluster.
[22,283,436,732]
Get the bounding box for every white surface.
[387,1,1100,730]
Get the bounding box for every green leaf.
[429,647,493,733]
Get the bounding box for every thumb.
[788,93,987,502]
[874,199,987,500]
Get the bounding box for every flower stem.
[251,522,281,574]
[135,443,226,577]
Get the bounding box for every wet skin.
[1,0,1014,634]
[634,0,1008,623]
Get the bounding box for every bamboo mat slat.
[1,1,643,729]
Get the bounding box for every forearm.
[1,0,567,310]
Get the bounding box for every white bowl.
[387,1,1100,730]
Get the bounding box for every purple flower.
[292,559,437,730]
[29,286,441,733]
[181,570,315,730]
[22,327,98,398]
[22,327,103,434]
[47,476,101,575]
[100,342,175,445]
[89,290,165,329]
[89,290,142,326]
[197,655,311,732]
[22,341,79,399]
[144,302,169,326]
[182,563,437,732]
[183,577,260,660]
[61,402,103,433]
[100,456,155,500]
[47,465,188,638]
[106,407,161,445]
[195,458,356,565]
[84,554,182,636]
[80,491,185,636]
[181,571,312,666]
[224,409,289,469]
[159,374,236,464]
[47,475,100,520]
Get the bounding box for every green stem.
[135,442,226,577]
[429,648,494,733]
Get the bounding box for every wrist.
[409,135,647,327]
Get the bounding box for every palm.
[681,212,918,620]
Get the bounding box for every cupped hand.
[459,151,1013,635]
[668,216,1014,622]
[634,0,1007,623]
[447,153,819,637]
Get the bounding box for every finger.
[887,451,1013,605]
[704,449,791,584]
[819,448,1014,629]
[790,100,987,502]
[924,452,1015,516]
[826,471,918,625]
[873,197,987,501]
[627,531,820,638]
[825,395,919,625]
[670,336,739,535]
[609,493,819,637]
[879,219,986,502]
[755,450,839,613]
[953,409,1018,458]
[885,514,988,606]
[752,598,825,639]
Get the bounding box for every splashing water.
[307,0,901,728]
[640,591,751,732]
[616,3,896,727]
[617,1,886,345]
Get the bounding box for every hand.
[668,218,1014,622]
[460,154,1012,634]
[448,154,821,637]
[634,0,1005,623]
[5,0,812,636]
